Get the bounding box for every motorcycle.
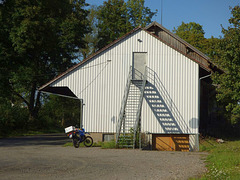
[65,126,93,148]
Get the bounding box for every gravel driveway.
[0,134,207,180]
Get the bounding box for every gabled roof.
[39,22,220,92]
[39,27,142,91]
[145,21,210,60]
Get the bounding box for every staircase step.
[121,145,133,148]
[119,138,133,141]
[118,138,133,141]
[117,74,146,149]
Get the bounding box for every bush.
[0,98,28,137]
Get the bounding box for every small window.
[103,134,115,142]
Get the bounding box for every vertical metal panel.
[140,30,199,135]
[51,30,199,134]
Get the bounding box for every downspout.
[197,73,212,151]
[80,99,85,129]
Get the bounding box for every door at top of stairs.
[132,52,147,80]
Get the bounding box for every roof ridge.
[145,21,210,60]
[39,22,223,91]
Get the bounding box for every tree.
[78,5,99,59]
[96,0,156,50]
[0,0,90,126]
[126,0,156,28]
[211,6,240,124]
[0,97,29,136]
[203,37,221,58]
[173,22,206,51]
[39,95,80,129]
[96,0,130,50]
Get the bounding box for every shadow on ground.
[0,133,69,147]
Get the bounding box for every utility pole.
[161,0,163,25]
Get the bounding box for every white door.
[132,52,147,80]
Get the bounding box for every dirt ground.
[0,134,207,180]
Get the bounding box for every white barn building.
[39,22,219,151]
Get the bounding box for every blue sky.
[86,0,239,38]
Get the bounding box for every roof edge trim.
[39,27,142,91]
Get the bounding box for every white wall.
[51,29,199,134]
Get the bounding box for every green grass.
[63,142,75,147]
[99,140,116,149]
[63,140,116,148]
[197,137,240,180]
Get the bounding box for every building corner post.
[198,73,211,151]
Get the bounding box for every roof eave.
[145,21,210,60]
[145,21,224,73]
[39,27,142,91]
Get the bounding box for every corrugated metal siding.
[51,29,199,134]
[146,24,210,69]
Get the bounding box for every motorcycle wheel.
[84,136,93,147]
[73,138,80,148]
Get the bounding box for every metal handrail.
[116,65,191,146]
[133,68,145,80]
[116,66,133,143]
[133,66,148,148]
[146,67,190,133]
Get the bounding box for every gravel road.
[0,134,207,180]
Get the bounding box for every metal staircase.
[116,66,147,148]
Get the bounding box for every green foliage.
[79,5,99,59]
[211,6,240,124]
[0,97,28,136]
[39,95,80,129]
[96,0,130,50]
[203,37,221,58]
[174,6,240,127]
[117,127,141,148]
[126,0,157,28]
[173,22,206,51]
[117,134,133,148]
[0,0,90,125]
[63,140,114,148]
[96,0,156,50]
[100,140,116,149]
[0,94,79,136]
[63,141,86,147]
[63,142,74,147]
[199,138,240,179]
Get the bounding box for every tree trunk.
[27,82,41,129]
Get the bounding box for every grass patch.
[198,137,240,179]
[100,140,116,149]
[63,142,74,147]
[63,140,116,148]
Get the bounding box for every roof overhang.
[39,22,223,95]
[40,86,78,99]
[38,27,142,94]
[145,21,223,73]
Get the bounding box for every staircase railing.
[116,66,133,143]
[146,67,189,134]
[133,66,148,149]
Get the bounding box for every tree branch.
[12,90,30,107]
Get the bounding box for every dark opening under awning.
[40,86,77,98]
